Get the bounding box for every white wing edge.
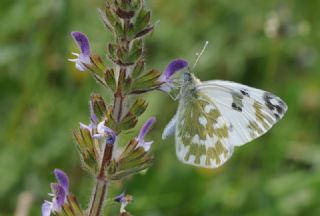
[162,112,178,139]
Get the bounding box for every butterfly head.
[183,69,201,86]
[180,69,201,99]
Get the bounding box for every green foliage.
[1,0,320,215]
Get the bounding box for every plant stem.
[89,142,114,216]
[89,179,108,216]
[113,90,124,123]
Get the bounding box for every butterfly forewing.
[196,80,288,147]
[175,91,234,168]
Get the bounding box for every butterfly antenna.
[193,41,209,69]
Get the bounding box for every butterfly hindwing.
[196,80,288,147]
[175,91,234,168]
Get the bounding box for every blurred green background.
[1,0,320,215]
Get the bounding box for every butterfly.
[162,68,287,168]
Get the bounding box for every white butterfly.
[162,70,287,168]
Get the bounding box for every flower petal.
[42,201,52,216]
[79,122,93,131]
[140,140,153,151]
[138,117,156,141]
[50,183,66,209]
[114,192,126,203]
[163,59,188,79]
[54,169,69,193]
[71,31,91,56]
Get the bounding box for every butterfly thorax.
[180,71,201,101]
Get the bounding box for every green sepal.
[73,128,99,175]
[115,7,135,19]
[104,69,117,92]
[107,139,153,180]
[57,195,84,216]
[117,69,132,94]
[98,8,114,32]
[90,54,105,72]
[114,21,125,39]
[134,26,154,39]
[126,39,143,63]
[131,59,144,79]
[126,22,135,39]
[90,94,107,121]
[135,8,151,34]
[91,72,108,88]
[118,112,138,131]
[105,107,119,133]
[131,0,143,10]
[116,45,142,66]
[128,98,148,117]
[130,69,162,93]
[108,43,118,60]
[67,195,84,216]
[85,54,108,88]
[114,47,135,66]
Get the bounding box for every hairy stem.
[113,90,124,123]
[89,179,108,216]
[89,143,114,216]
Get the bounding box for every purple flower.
[79,122,95,133]
[42,169,69,216]
[159,59,189,92]
[136,117,156,151]
[69,31,92,71]
[93,120,116,144]
[114,192,127,203]
[114,192,133,213]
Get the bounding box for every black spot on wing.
[232,102,242,112]
[263,93,275,111]
[263,92,286,119]
[240,89,250,97]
